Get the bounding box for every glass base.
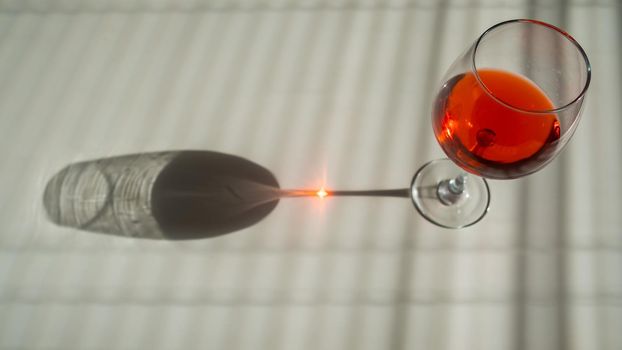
[410,159,490,229]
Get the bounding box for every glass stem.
[437,173,468,206]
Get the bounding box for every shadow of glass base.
[43,151,280,240]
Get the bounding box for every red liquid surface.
[433,69,560,179]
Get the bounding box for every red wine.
[433,69,560,179]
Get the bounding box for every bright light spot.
[316,187,328,199]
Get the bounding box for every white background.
[0,0,620,349]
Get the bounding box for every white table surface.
[0,0,620,349]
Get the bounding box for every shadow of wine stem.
[279,188,411,198]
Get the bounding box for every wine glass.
[410,19,591,228]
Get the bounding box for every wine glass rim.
[471,19,592,114]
